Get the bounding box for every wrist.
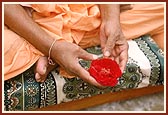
[47,38,65,65]
[99,4,120,22]
[48,39,57,65]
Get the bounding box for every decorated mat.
[4,35,164,111]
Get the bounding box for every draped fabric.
[4,4,164,80]
[4,35,164,111]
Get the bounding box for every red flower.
[88,58,122,87]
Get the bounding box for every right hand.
[51,40,102,87]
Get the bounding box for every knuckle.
[74,46,83,55]
[68,64,76,72]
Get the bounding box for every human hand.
[99,21,129,73]
[51,40,102,87]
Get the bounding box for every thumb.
[75,63,103,87]
[104,37,116,57]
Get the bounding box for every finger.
[74,63,103,87]
[35,56,58,82]
[35,57,48,75]
[99,28,107,50]
[104,36,116,57]
[35,72,46,83]
[120,59,127,73]
[114,56,120,65]
[78,48,98,60]
[35,73,41,82]
[119,50,128,73]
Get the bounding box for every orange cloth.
[31,4,101,45]
[4,4,164,80]
[121,4,164,40]
[4,26,43,80]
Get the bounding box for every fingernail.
[93,55,98,60]
[35,73,40,79]
[104,51,110,57]
[35,73,41,82]
[43,67,47,74]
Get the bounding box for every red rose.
[88,58,122,87]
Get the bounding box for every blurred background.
[83,92,164,111]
